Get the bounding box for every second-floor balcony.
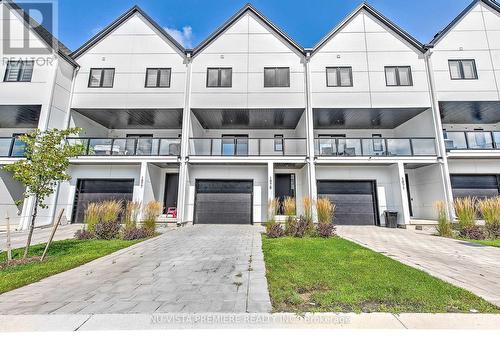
[445,131,500,151]
[0,137,27,158]
[189,137,307,157]
[66,137,181,157]
[314,137,437,157]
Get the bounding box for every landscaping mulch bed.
[0,257,42,270]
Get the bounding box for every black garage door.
[451,175,500,199]
[72,179,134,223]
[194,180,252,224]
[317,180,378,225]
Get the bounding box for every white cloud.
[164,26,193,48]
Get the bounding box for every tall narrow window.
[385,66,412,86]
[274,134,284,152]
[264,67,290,87]
[3,60,34,82]
[145,68,171,87]
[448,60,478,80]
[88,68,115,87]
[206,68,232,87]
[326,67,352,87]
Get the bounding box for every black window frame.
[274,134,284,152]
[3,60,34,82]
[448,59,478,80]
[384,66,413,87]
[88,68,115,88]
[206,67,232,88]
[264,67,290,88]
[326,66,353,87]
[145,68,171,88]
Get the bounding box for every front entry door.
[275,174,295,215]
[163,173,179,214]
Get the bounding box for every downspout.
[424,48,455,219]
[48,65,79,225]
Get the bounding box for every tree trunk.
[23,197,38,259]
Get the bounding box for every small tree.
[3,128,83,258]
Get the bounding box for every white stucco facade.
[0,0,499,229]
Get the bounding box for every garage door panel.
[72,179,134,223]
[318,181,377,226]
[451,175,499,199]
[195,180,252,225]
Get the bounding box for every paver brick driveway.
[0,225,271,314]
[337,226,500,307]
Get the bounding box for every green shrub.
[266,219,284,238]
[434,200,452,237]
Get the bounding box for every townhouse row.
[0,0,499,229]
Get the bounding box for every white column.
[176,53,193,225]
[267,161,274,221]
[303,52,318,222]
[397,162,411,225]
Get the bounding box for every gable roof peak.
[429,0,500,46]
[192,2,304,56]
[70,4,185,59]
[312,1,426,54]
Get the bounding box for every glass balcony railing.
[189,138,307,156]
[314,137,437,157]
[444,131,500,150]
[0,137,27,157]
[66,137,181,156]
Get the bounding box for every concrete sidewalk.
[1,313,500,331]
[0,224,82,251]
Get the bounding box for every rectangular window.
[449,60,478,80]
[206,68,232,87]
[88,68,115,88]
[3,60,34,82]
[145,68,171,87]
[326,67,353,87]
[274,135,284,152]
[384,66,412,86]
[264,67,290,87]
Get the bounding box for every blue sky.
[53,0,472,51]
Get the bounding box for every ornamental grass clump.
[316,198,336,238]
[93,200,122,240]
[143,201,162,234]
[301,196,315,235]
[124,201,141,230]
[84,202,101,233]
[454,197,477,230]
[283,197,298,236]
[478,197,500,239]
[434,200,452,237]
[268,198,279,220]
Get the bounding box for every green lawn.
[468,239,500,248]
[262,236,500,313]
[0,239,143,294]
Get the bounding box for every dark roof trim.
[429,0,500,46]
[313,2,426,54]
[2,0,78,67]
[192,3,304,56]
[71,5,185,59]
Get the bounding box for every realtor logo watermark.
[2,0,58,58]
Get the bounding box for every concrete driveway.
[0,225,271,314]
[337,226,500,307]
